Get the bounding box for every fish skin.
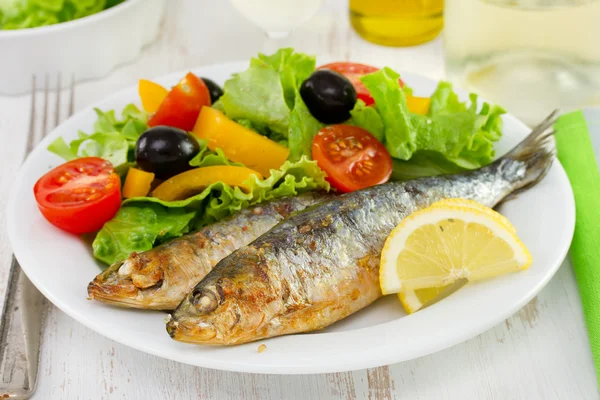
[167,114,557,345]
[87,192,329,310]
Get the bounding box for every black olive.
[135,126,200,180]
[201,77,224,104]
[300,70,357,124]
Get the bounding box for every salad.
[34,48,505,267]
[0,0,126,30]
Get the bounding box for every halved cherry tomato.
[318,62,404,106]
[148,72,211,131]
[312,125,392,193]
[34,157,121,234]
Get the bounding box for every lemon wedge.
[429,198,516,233]
[380,201,532,301]
[398,286,446,314]
[396,199,524,313]
[397,200,521,313]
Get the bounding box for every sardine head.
[167,253,280,345]
[88,252,184,310]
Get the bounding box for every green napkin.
[555,110,600,384]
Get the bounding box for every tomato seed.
[86,193,102,201]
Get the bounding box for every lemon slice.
[380,204,532,296]
[398,286,445,314]
[397,200,521,313]
[397,198,520,314]
[429,198,516,233]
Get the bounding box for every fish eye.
[191,288,219,314]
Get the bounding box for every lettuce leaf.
[412,88,505,169]
[428,81,466,115]
[92,205,196,266]
[251,48,316,110]
[47,104,147,167]
[0,0,125,30]
[220,67,290,136]
[360,69,505,171]
[288,91,323,161]
[390,151,467,181]
[219,48,316,137]
[361,67,416,160]
[92,157,330,265]
[349,100,384,142]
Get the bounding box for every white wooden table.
[0,0,598,398]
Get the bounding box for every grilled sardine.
[88,193,329,309]
[167,113,557,345]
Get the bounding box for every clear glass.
[229,0,327,40]
[445,0,600,125]
[350,0,444,47]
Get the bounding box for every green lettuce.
[219,48,316,138]
[390,152,468,181]
[360,68,505,172]
[92,157,330,265]
[349,100,384,142]
[414,85,505,169]
[251,48,316,110]
[47,104,147,167]
[92,205,196,266]
[288,91,323,161]
[0,0,125,30]
[220,67,290,136]
[361,68,416,160]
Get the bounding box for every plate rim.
[6,60,576,374]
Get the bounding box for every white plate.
[7,61,575,374]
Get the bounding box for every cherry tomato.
[318,62,404,106]
[148,72,211,131]
[312,125,392,193]
[34,157,121,234]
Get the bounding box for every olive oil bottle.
[349,0,444,47]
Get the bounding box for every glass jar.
[444,0,600,125]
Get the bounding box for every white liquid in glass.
[229,0,327,38]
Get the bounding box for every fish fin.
[500,110,559,196]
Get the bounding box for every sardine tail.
[501,110,559,193]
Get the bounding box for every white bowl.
[0,0,166,95]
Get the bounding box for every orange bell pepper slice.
[406,96,431,115]
[192,107,290,177]
[151,166,262,202]
[138,79,168,114]
[122,167,155,198]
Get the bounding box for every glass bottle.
[350,0,444,47]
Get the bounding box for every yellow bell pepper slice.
[139,79,169,113]
[151,166,263,202]
[122,168,155,198]
[406,96,431,115]
[192,107,290,177]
